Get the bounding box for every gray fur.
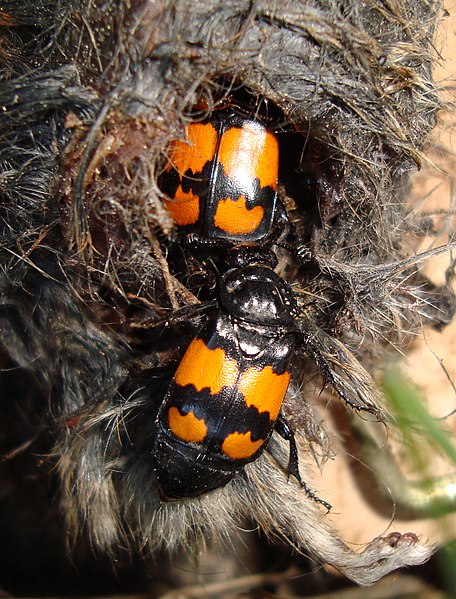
[0,0,452,590]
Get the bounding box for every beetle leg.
[275,415,331,511]
[131,300,217,332]
[296,318,385,419]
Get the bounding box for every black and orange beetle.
[158,105,287,244]
[154,103,382,502]
[152,260,298,499]
[154,104,304,500]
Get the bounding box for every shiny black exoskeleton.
[153,104,381,503]
[152,259,299,500]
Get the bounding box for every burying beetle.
[153,103,382,502]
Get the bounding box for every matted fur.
[0,0,454,593]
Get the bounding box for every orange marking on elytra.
[163,123,217,226]
[168,406,207,443]
[167,123,218,176]
[238,366,290,421]
[214,195,264,234]
[218,124,278,191]
[164,187,200,225]
[221,431,265,459]
[174,338,238,395]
